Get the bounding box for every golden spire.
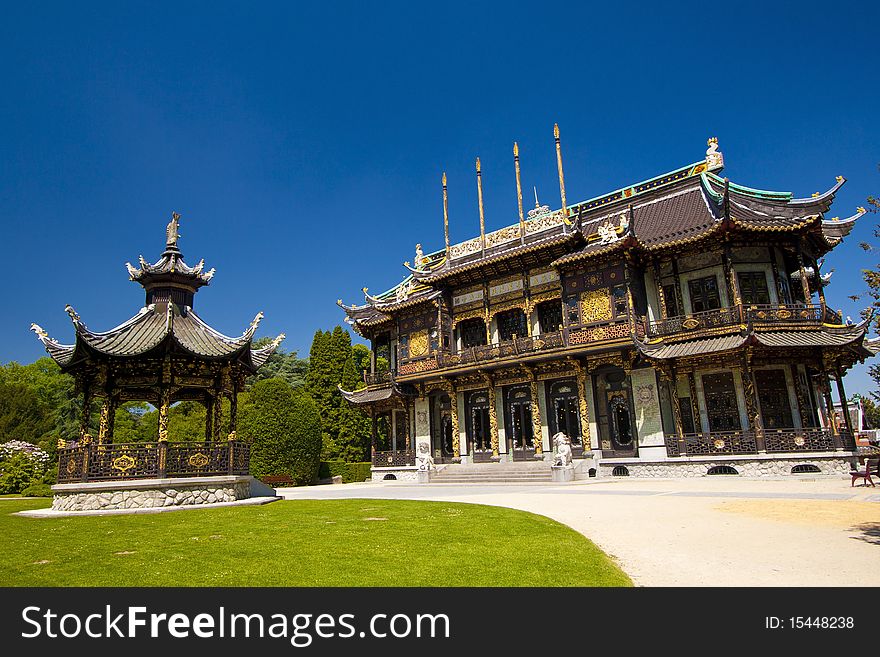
[514,142,525,240]
[442,172,450,254]
[476,157,486,251]
[554,123,571,226]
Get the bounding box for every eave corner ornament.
[706,136,724,170]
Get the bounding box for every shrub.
[0,441,51,494]
[317,461,372,483]
[20,483,53,497]
[239,378,322,486]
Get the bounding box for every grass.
[0,498,631,587]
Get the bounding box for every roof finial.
[514,142,525,241]
[706,137,724,170]
[554,123,572,226]
[166,212,181,249]
[476,157,486,252]
[442,172,450,255]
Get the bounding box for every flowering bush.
[0,440,51,494]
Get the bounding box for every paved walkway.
[277,477,880,586]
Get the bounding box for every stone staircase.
[429,460,553,484]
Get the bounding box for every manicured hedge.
[318,460,372,483]
[239,378,322,486]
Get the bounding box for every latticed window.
[536,300,563,333]
[565,295,580,326]
[688,275,721,312]
[663,283,681,317]
[496,309,528,341]
[737,271,771,305]
[458,318,487,348]
[612,284,628,318]
[701,371,741,431]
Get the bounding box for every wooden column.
[157,387,171,442]
[723,244,741,307]
[445,379,461,459]
[79,379,93,443]
[571,359,592,450]
[835,362,854,437]
[204,396,214,443]
[370,410,378,457]
[796,246,811,303]
[228,378,239,439]
[789,363,810,428]
[670,258,685,317]
[822,371,839,436]
[769,247,787,304]
[814,258,827,310]
[98,395,117,445]
[482,372,500,458]
[740,351,765,452]
[213,387,223,442]
[668,364,686,456]
[687,372,700,435]
[526,369,543,456]
[652,260,668,320]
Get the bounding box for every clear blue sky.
[2,1,878,396]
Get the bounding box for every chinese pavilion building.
[30,214,283,510]
[340,129,877,479]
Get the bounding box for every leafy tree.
[246,337,309,390]
[859,164,880,398]
[239,378,322,485]
[336,352,372,461]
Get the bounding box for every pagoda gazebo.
[30,213,284,511]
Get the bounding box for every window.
[458,318,487,348]
[663,283,680,317]
[397,334,409,360]
[738,271,770,305]
[688,275,721,313]
[496,309,528,341]
[755,368,793,429]
[565,295,580,326]
[612,284,628,318]
[536,300,563,333]
[701,372,741,431]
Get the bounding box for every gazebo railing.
[664,428,853,457]
[57,441,251,483]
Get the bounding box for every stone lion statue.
[416,441,435,471]
[552,432,573,467]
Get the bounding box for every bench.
[851,458,877,487]
[258,475,295,487]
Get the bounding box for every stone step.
[431,476,553,483]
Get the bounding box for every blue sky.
[1,1,878,395]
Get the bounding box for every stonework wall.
[598,456,856,478]
[371,468,420,482]
[52,481,250,512]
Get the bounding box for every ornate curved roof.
[126,212,215,291]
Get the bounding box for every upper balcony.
[644,303,829,340]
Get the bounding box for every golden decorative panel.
[580,288,612,324]
[452,308,486,328]
[188,452,210,469]
[408,330,429,358]
[112,454,136,474]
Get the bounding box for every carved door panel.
[547,379,585,458]
[755,369,794,429]
[466,390,493,462]
[504,385,534,461]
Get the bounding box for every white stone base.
[51,475,254,512]
[370,466,421,482]
[598,453,857,478]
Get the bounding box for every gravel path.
[276,477,880,586]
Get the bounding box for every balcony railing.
[364,370,394,386]
[372,449,416,467]
[646,303,823,339]
[57,441,251,483]
[664,428,852,457]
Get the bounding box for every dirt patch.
[717,500,880,529]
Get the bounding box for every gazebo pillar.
[213,387,224,441]
[228,378,238,440]
[98,394,117,444]
[79,379,93,443]
[204,396,214,443]
[835,362,854,438]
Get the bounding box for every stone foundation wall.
[52,477,251,512]
[371,467,421,482]
[598,455,857,478]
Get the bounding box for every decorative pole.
[514,142,525,242]
[554,123,571,226]
[477,157,486,253]
[442,172,450,257]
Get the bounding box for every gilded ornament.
[112,454,136,474]
[681,317,701,330]
[713,438,726,450]
[580,288,612,323]
[188,452,210,469]
[408,330,429,357]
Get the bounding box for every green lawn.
[0,498,631,586]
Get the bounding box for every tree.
[246,337,309,390]
[336,352,372,461]
[239,378,322,485]
[860,164,880,399]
